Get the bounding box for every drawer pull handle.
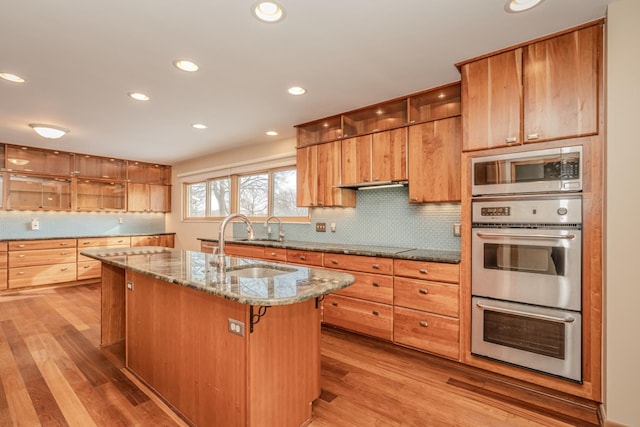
[61,252,68,255]
[331,302,338,306]
[84,265,91,269]
[372,263,380,270]
[270,252,276,256]
[411,196,418,201]
[527,133,540,140]
[61,242,68,246]
[300,255,306,260]
[331,259,338,265]
[372,310,379,316]
[61,268,68,271]
[419,268,428,274]
[83,242,91,245]
[18,244,25,248]
[18,254,25,258]
[505,136,518,143]
[419,288,428,295]
[372,282,380,287]
[18,271,25,275]
[419,321,429,327]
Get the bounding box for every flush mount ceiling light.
[266,130,278,136]
[29,123,69,139]
[0,72,26,83]
[192,123,208,129]
[505,0,544,13]
[251,1,286,23]
[128,92,150,101]
[288,86,306,96]
[174,59,199,72]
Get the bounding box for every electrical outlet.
[316,222,326,232]
[330,222,336,232]
[118,217,124,224]
[453,223,461,237]
[31,218,40,230]
[228,318,245,336]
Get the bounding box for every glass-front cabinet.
[128,161,171,185]
[77,180,126,211]
[5,146,73,176]
[75,154,126,180]
[8,175,72,210]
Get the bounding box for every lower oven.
[471,196,583,382]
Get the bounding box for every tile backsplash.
[240,187,461,251]
[0,211,165,239]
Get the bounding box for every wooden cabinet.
[131,234,174,248]
[77,236,130,280]
[341,128,407,186]
[286,249,323,267]
[408,116,462,203]
[322,254,394,340]
[127,162,171,185]
[296,142,355,208]
[127,183,171,212]
[296,116,342,147]
[393,259,460,360]
[461,24,602,151]
[5,145,73,176]
[75,154,126,180]
[221,243,264,259]
[0,242,7,290]
[262,247,287,263]
[8,239,77,289]
[77,180,126,211]
[7,174,72,210]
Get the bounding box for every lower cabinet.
[0,242,7,290]
[323,294,393,340]
[8,239,77,289]
[77,236,131,280]
[131,234,175,248]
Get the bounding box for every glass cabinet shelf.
[128,162,171,185]
[342,99,408,138]
[8,174,72,210]
[75,154,126,180]
[77,179,126,211]
[6,146,73,176]
[296,116,342,147]
[409,83,461,124]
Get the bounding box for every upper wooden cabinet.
[75,154,126,180]
[7,174,72,210]
[127,161,171,185]
[5,145,73,176]
[77,180,126,211]
[127,183,171,212]
[460,23,602,151]
[296,116,342,148]
[296,142,355,208]
[341,128,407,186]
[408,116,462,203]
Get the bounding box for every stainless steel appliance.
[472,146,582,196]
[471,196,582,382]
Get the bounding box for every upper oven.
[471,146,582,196]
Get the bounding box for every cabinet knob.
[527,133,540,140]
[372,310,380,316]
[18,254,25,258]
[300,255,306,261]
[61,267,68,271]
[419,288,428,295]
[419,268,428,274]
[83,265,90,269]
[419,321,429,327]
[372,282,380,287]
[331,302,338,306]
[331,259,338,265]
[270,252,276,256]
[505,136,518,143]
[372,263,380,269]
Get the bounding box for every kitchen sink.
[225,265,296,279]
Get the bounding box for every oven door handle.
[476,302,576,324]
[475,232,576,241]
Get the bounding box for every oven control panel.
[480,207,510,216]
[472,197,582,224]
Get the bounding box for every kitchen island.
[82,246,355,427]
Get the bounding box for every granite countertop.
[81,246,355,307]
[198,238,461,264]
[3,232,176,242]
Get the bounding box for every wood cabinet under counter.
[8,239,78,289]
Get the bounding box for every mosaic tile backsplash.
[236,187,461,251]
[0,211,165,239]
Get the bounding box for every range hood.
[335,180,408,190]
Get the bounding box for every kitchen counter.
[198,237,461,264]
[82,246,355,306]
[1,232,175,242]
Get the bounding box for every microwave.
[471,146,582,196]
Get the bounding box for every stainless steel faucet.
[265,215,285,242]
[216,213,256,271]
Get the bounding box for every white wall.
[165,137,296,251]
[605,0,640,425]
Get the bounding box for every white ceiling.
[0,0,612,165]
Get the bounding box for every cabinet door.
[523,25,601,142]
[461,49,523,151]
[296,145,317,207]
[408,117,462,203]
[371,128,407,182]
[127,182,149,212]
[149,184,170,212]
[317,141,355,207]
[341,135,371,185]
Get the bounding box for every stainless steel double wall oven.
[470,146,583,382]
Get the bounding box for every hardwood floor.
[0,284,601,426]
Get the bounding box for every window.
[183,167,308,221]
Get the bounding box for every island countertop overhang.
[81,246,355,306]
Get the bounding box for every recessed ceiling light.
[288,86,306,96]
[0,72,26,83]
[174,60,199,72]
[505,0,544,13]
[266,131,278,136]
[29,123,69,139]
[192,123,208,129]
[251,1,286,23]
[438,93,446,99]
[128,92,150,101]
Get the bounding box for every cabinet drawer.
[0,242,7,251]
[262,247,287,262]
[323,253,393,275]
[9,263,77,289]
[200,241,217,254]
[77,260,102,280]
[9,239,77,251]
[224,244,264,259]
[334,271,393,304]
[0,270,6,290]
[393,259,459,283]
[323,294,392,341]
[77,244,129,262]
[9,248,77,268]
[393,307,459,360]
[0,253,6,270]
[77,236,131,248]
[286,250,323,266]
[394,278,459,318]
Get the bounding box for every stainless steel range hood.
[335,180,408,190]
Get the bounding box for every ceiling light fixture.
[29,123,69,139]
[251,1,286,23]
[0,72,26,83]
[174,60,199,72]
[128,92,150,101]
[192,123,208,129]
[266,131,278,136]
[288,86,306,96]
[505,0,544,13]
